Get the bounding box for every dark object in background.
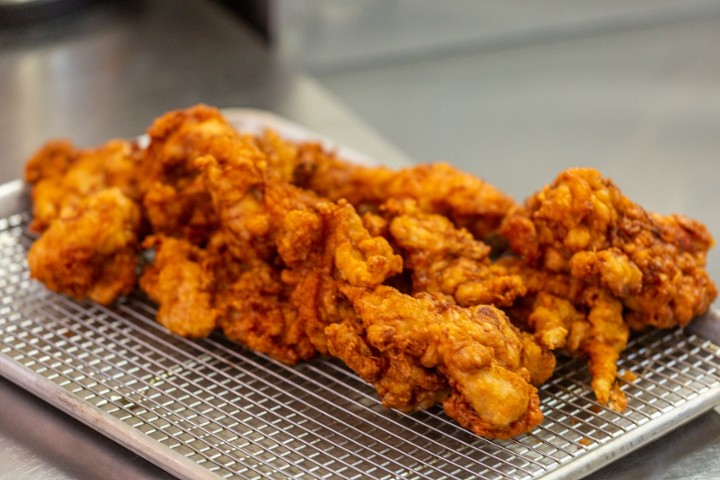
[0,0,100,26]
[214,0,272,42]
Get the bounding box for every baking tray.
[1,110,719,480]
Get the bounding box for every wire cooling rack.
[2,211,720,480]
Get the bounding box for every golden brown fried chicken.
[27,188,141,305]
[195,136,403,359]
[139,104,241,243]
[24,139,143,232]
[139,235,218,338]
[289,145,516,241]
[522,286,628,409]
[502,168,716,329]
[254,128,305,183]
[500,168,717,407]
[329,286,545,439]
[380,199,526,307]
[27,105,718,439]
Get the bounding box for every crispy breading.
[27,188,141,304]
[139,104,241,243]
[382,198,526,307]
[283,141,517,241]
[331,286,544,439]
[139,235,218,338]
[24,139,142,232]
[24,106,717,438]
[500,168,716,408]
[196,136,403,359]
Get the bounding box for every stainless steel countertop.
[0,0,410,184]
[0,1,718,479]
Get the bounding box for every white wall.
[272,0,720,72]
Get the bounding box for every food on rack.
[27,188,142,305]
[329,286,547,439]
[194,136,403,362]
[139,234,218,338]
[24,139,142,232]
[378,198,527,308]
[139,105,242,244]
[290,144,516,242]
[139,125,547,438]
[22,105,717,439]
[500,168,717,408]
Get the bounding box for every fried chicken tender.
[139,235,218,338]
[24,139,142,232]
[194,136,403,360]
[500,168,717,407]
[25,105,717,438]
[27,188,141,304]
[502,168,716,328]
[381,199,526,307]
[288,144,516,241]
[329,286,544,439]
[351,200,558,389]
[140,104,241,243]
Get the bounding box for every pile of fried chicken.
[24,105,717,439]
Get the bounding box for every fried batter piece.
[286,142,516,241]
[24,139,142,232]
[522,285,629,409]
[194,136,403,360]
[140,235,218,338]
[381,199,526,307]
[500,168,717,407]
[140,104,241,243]
[27,188,141,305]
[328,286,545,439]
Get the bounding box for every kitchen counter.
[0,1,718,479]
[0,0,409,185]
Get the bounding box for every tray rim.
[0,349,221,480]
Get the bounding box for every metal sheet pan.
[1,109,719,480]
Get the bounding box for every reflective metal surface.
[0,0,409,185]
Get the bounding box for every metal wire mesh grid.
[1,212,720,480]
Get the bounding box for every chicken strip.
[381,198,526,307]
[330,286,544,439]
[195,135,403,359]
[500,168,717,407]
[502,168,716,329]
[139,104,242,243]
[280,140,517,241]
[139,235,218,338]
[27,188,141,305]
[356,200,556,389]
[24,139,142,232]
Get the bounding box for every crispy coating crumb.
[24,139,142,232]
[140,235,218,338]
